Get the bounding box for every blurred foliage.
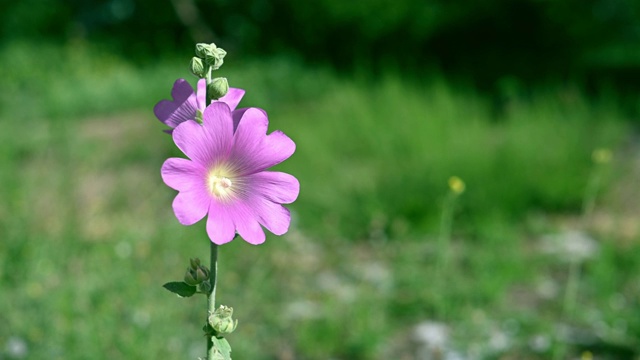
[1,19,639,358]
[1,44,638,358]
[0,41,629,239]
[3,0,640,88]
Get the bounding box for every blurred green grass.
[1,41,640,359]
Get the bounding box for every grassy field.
[1,41,640,359]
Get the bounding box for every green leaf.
[212,336,232,360]
[162,281,196,297]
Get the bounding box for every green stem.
[436,193,456,318]
[563,259,580,319]
[553,164,601,358]
[552,259,581,360]
[438,194,455,270]
[206,65,213,85]
[582,169,601,220]
[205,65,214,104]
[207,243,219,358]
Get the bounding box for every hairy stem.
[207,243,219,358]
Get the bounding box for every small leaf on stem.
[212,337,232,360]
[163,281,197,297]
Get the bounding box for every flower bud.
[194,43,227,69]
[184,267,199,286]
[208,77,229,100]
[195,43,209,59]
[203,44,227,70]
[195,109,204,124]
[190,258,201,270]
[190,57,205,78]
[208,305,238,334]
[199,281,212,294]
[196,265,210,283]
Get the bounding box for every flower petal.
[253,200,292,236]
[161,158,206,191]
[172,189,210,225]
[206,201,236,245]
[196,79,207,111]
[231,107,267,132]
[231,108,296,174]
[154,79,199,128]
[245,171,300,204]
[216,88,245,111]
[201,102,234,163]
[172,120,214,165]
[229,202,266,245]
[240,190,292,235]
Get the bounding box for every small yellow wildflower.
[448,176,465,195]
[592,148,612,164]
[581,350,593,360]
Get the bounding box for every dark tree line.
[3,0,640,88]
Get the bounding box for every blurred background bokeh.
[2,0,640,359]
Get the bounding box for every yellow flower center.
[207,166,236,201]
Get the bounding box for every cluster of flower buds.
[208,305,238,334]
[189,43,229,100]
[195,43,227,70]
[184,257,210,286]
[190,43,227,76]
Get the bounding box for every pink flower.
[154,78,245,130]
[161,102,300,245]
